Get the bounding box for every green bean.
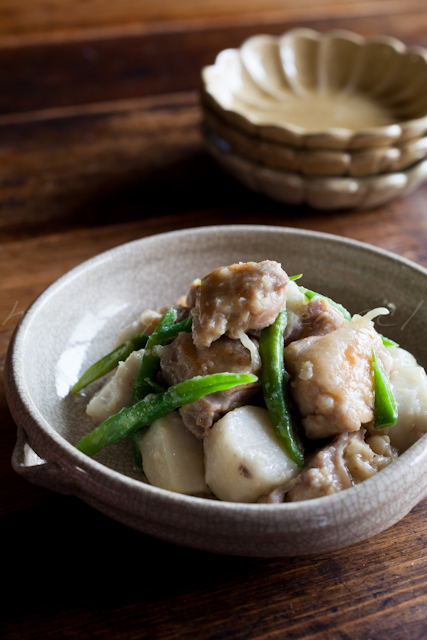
[128,308,177,465]
[372,347,398,429]
[71,314,193,395]
[154,314,193,343]
[380,335,399,347]
[77,372,258,457]
[131,308,177,404]
[72,333,149,394]
[259,310,304,468]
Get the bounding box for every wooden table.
[2,2,427,638]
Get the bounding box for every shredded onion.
[362,307,390,322]
[237,330,261,371]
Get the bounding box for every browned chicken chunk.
[284,295,345,345]
[284,317,391,439]
[261,429,397,503]
[191,260,289,348]
[160,332,261,438]
[285,431,356,501]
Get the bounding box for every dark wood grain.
[1,7,427,116]
[3,2,427,639]
[0,0,424,39]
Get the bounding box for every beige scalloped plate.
[202,29,427,149]
[6,226,427,556]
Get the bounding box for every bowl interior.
[17,226,427,483]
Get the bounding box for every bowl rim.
[6,224,427,523]
[201,28,427,150]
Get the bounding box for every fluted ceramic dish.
[6,225,427,557]
[201,29,427,149]
[204,132,427,210]
[204,105,427,177]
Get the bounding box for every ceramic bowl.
[201,29,427,149]
[6,225,427,557]
[203,104,427,177]
[203,131,427,210]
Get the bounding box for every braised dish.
[75,260,427,505]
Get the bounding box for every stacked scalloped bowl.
[200,29,427,210]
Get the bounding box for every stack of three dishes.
[200,29,427,210]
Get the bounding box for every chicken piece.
[262,429,397,503]
[160,331,261,438]
[284,293,345,345]
[173,279,202,309]
[285,431,355,501]
[284,316,391,439]
[185,279,201,309]
[191,260,289,348]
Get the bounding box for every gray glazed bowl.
[6,225,427,556]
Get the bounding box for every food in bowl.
[73,260,427,503]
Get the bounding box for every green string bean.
[72,333,149,394]
[259,309,304,468]
[71,313,193,395]
[131,308,176,404]
[128,308,177,465]
[379,336,399,347]
[372,347,398,429]
[77,372,258,457]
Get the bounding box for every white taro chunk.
[114,309,162,347]
[139,411,209,495]
[86,349,144,423]
[204,406,300,503]
[369,346,427,452]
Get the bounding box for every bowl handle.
[11,426,78,495]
